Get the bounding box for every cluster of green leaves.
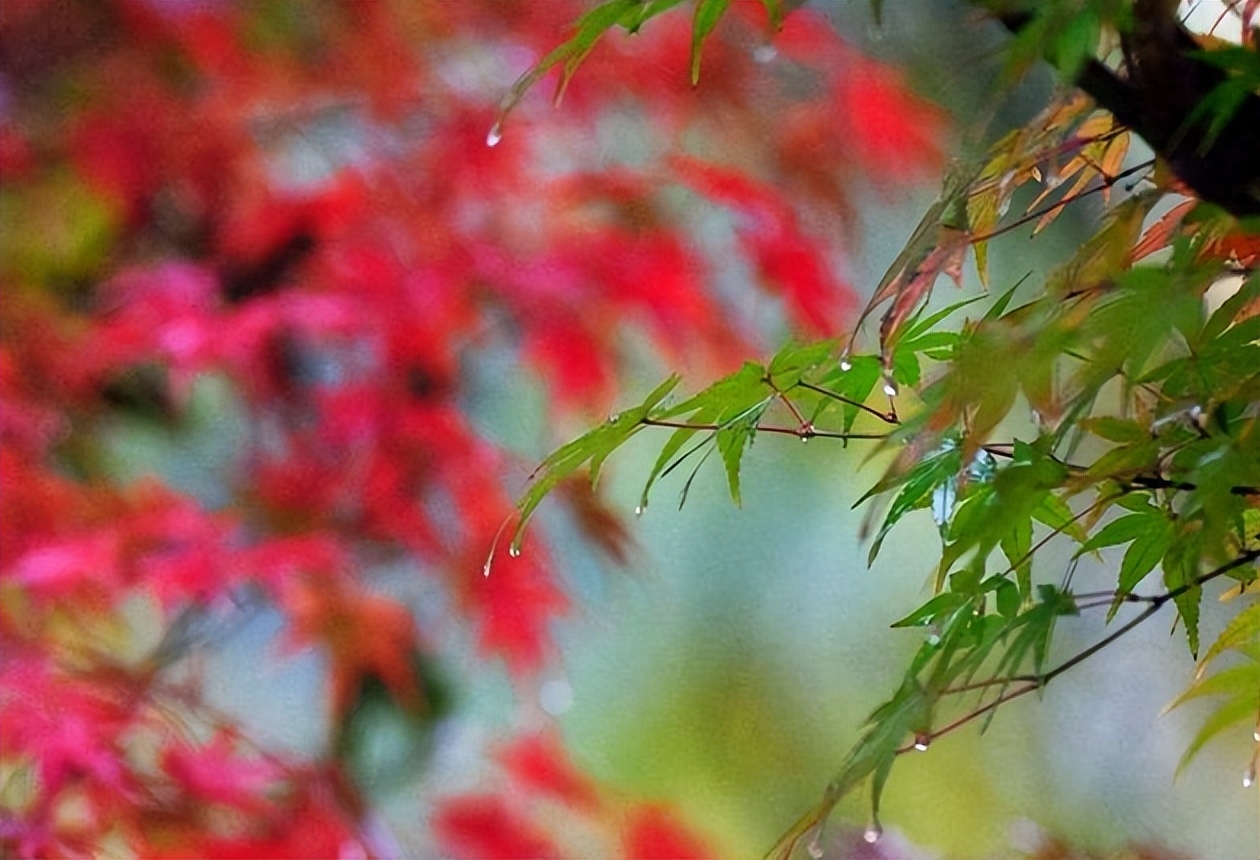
[494,0,786,126]
[993,0,1128,79]
[503,0,1260,853]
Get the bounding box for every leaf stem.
[925,548,1260,713]
[639,417,889,440]
[969,161,1154,245]
[796,380,900,425]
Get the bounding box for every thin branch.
[639,417,889,441]
[1124,474,1260,497]
[997,492,1122,581]
[924,547,1260,710]
[969,161,1155,245]
[797,380,899,425]
[963,128,1130,200]
[764,377,813,433]
[984,443,1260,498]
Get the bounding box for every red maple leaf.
[497,730,602,813]
[621,804,715,860]
[431,793,562,860]
[281,578,422,720]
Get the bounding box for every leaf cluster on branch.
[506,0,1260,854]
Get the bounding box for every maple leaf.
[1132,199,1197,261]
[281,578,422,720]
[161,732,281,813]
[431,793,562,860]
[669,155,854,335]
[0,658,134,804]
[466,545,569,677]
[497,731,602,813]
[621,804,715,860]
[833,63,945,184]
[850,174,971,364]
[154,777,370,860]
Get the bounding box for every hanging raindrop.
[799,422,815,442]
[862,822,883,844]
[913,732,931,752]
[882,379,898,397]
[1252,728,1259,743]
[805,824,825,859]
[486,121,503,147]
[1244,758,1257,789]
[482,559,493,577]
[634,504,644,517]
[753,44,778,63]
[839,356,853,372]
[508,545,521,558]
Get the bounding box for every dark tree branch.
[977,0,1260,219]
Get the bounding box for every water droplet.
[486,122,503,147]
[508,545,521,558]
[926,632,941,646]
[805,824,825,859]
[913,732,931,752]
[753,43,778,63]
[482,559,493,577]
[882,380,898,398]
[1253,729,1259,743]
[1245,758,1257,788]
[799,422,815,442]
[839,357,853,372]
[863,823,883,844]
[609,412,621,423]
[634,504,644,517]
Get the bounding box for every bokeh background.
[5,0,1256,857]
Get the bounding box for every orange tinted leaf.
[431,794,562,860]
[282,579,420,718]
[1133,200,1196,261]
[878,227,969,354]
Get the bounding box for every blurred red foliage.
[0,0,942,855]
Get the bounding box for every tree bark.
[979,0,1260,219]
